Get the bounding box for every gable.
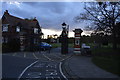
[2,15,9,24]
[2,10,41,31]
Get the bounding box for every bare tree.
[75,2,120,49]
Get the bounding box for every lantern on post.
[61,22,69,54]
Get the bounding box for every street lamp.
[61,22,69,54]
[62,22,67,28]
[62,22,69,36]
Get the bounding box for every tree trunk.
[112,31,117,49]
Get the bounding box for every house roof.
[2,10,40,29]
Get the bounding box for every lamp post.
[61,22,69,54]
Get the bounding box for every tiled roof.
[3,10,40,29]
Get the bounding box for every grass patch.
[50,43,74,48]
[92,55,120,76]
[88,42,120,76]
[92,47,120,76]
[50,43,61,48]
[69,43,74,48]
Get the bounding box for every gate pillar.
[73,29,83,55]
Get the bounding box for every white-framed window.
[34,28,39,34]
[2,24,9,32]
[16,26,20,32]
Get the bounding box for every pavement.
[63,55,120,80]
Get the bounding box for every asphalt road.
[2,55,36,79]
[2,48,73,80]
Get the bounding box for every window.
[2,37,8,43]
[34,38,38,44]
[16,26,20,32]
[34,28,38,34]
[2,24,8,32]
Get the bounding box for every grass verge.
[92,48,120,76]
[50,43,74,48]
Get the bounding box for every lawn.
[92,55,120,76]
[50,43,74,48]
[91,46,120,76]
[50,43,61,48]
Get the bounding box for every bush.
[2,39,20,53]
[2,43,10,53]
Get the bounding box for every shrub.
[2,39,20,53]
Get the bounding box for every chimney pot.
[5,10,9,15]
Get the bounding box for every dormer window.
[34,28,38,34]
[16,26,20,32]
[2,24,8,32]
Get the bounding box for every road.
[2,48,73,80]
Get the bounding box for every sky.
[1,2,92,38]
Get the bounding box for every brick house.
[2,10,42,52]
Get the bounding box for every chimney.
[5,10,9,15]
[33,17,37,21]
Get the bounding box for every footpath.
[63,55,120,80]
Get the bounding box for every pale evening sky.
[1,2,93,38]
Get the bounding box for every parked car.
[81,43,91,56]
[38,42,52,51]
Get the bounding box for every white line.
[24,52,26,58]
[13,53,17,56]
[33,53,38,59]
[60,55,72,62]
[18,60,39,80]
[46,77,48,80]
[57,77,61,80]
[42,54,54,61]
[51,54,62,59]
[59,62,68,80]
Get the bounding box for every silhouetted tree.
[53,34,58,39]
[75,2,120,49]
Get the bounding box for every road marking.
[59,62,68,80]
[42,54,54,61]
[33,53,38,59]
[13,53,17,56]
[57,77,61,80]
[24,52,26,58]
[51,54,62,59]
[46,76,54,79]
[60,55,73,62]
[18,60,39,80]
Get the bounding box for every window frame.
[16,26,20,32]
[34,28,39,34]
[2,24,9,32]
